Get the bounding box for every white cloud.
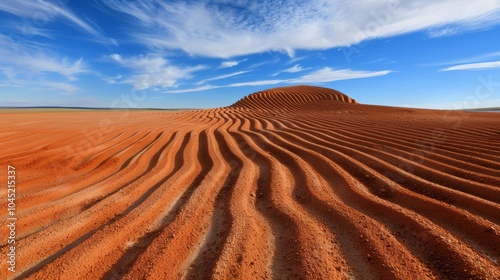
[248,57,281,69]
[285,65,308,73]
[109,53,205,90]
[0,0,114,44]
[420,51,500,67]
[219,58,248,69]
[166,85,217,94]
[165,79,285,93]
[1,55,87,81]
[43,82,80,95]
[289,67,391,83]
[1,79,82,96]
[221,61,239,68]
[110,54,167,73]
[165,67,391,93]
[0,33,88,98]
[286,56,309,65]
[196,70,251,85]
[0,35,88,80]
[272,64,310,76]
[427,27,460,38]
[229,79,285,87]
[1,20,55,38]
[219,59,247,68]
[104,0,500,58]
[100,74,123,84]
[441,60,500,71]
[30,57,86,80]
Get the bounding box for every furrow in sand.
[269,118,500,261]
[281,118,500,203]
[108,117,231,279]
[341,117,500,152]
[302,111,500,155]
[321,117,500,167]
[13,131,189,279]
[255,118,499,279]
[237,113,386,279]
[272,118,500,224]
[182,123,242,279]
[257,92,276,111]
[101,129,219,279]
[0,114,111,154]
[2,131,158,243]
[294,114,500,174]
[12,131,143,197]
[0,132,64,155]
[245,116,432,279]
[1,131,184,278]
[184,111,273,280]
[30,113,219,279]
[291,118,500,183]
[0,128,118,168]
[284,91,302,106]
[5,127,150,189]
[301,112,500,157]
[0,131,165,244]
[226,117,312,279]
[378,124,500,156]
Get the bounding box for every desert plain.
[0,85,499,279]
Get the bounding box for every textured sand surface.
[0,85,499,279]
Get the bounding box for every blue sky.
[1,0,500,109]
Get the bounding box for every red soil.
[0,85,499,279]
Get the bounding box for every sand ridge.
[230,85,356,112]
[0,85,499,279]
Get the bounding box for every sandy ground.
[0,85,499,279]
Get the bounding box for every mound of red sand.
[230,85,356,111]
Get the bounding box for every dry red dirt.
[1,85,499,279]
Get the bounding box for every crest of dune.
[230,85,357,111]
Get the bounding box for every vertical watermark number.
[6,165,16,272]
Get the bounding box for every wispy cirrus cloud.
[427,27,461,38]
[0,34,88,81]
[166,85,217,94]
[0,33,88,98]
[441,61,500,71]
[164,79,285,93]
[9,56,87,81]
[98,74,123,84]
[228,79,285,88]
[0,70,83,96]
[109,53,205,90]
[41,82,81,95]
[421,51,500,67]
[219,59,247,68]
[166,67,391,93]
[272,64,310,76]
[0,0,116,45]
[103,0,500,58]
[422,51,500,71]
[286,55,309,65]
[289,67,391,83]
[0,0,93,33]
[196,70,251,85]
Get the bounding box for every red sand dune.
[0,85,499,279]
